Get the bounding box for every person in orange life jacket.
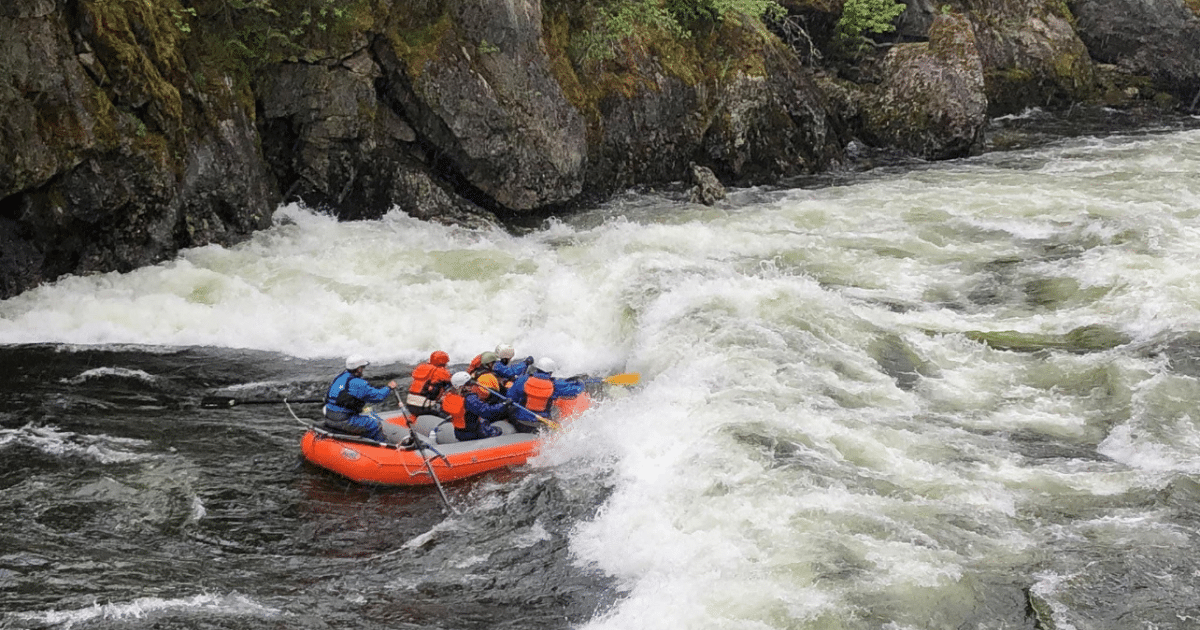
[469,345,532,388]
[467,350,506,396]
[405,350,452,417]
[468,350,499,377]
[323,355,397,442]
[508,357,584,433]
[441,371,509,441]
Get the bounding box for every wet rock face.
[703,40,843,184]
[0,0,276,299]
[958,0,1097,115]
[0,0,99,200]
[860,14,988,159]
[381,0,588,212]
[586,20,842,197]
[1071,0,1200,106]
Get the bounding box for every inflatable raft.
[299,394,590,486]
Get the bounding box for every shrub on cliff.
[574,0,787,61]
[835,0,907,39]
[185,0,367,80]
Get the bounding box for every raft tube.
[300,394,590,486]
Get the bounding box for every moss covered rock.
[958,0,1097,115]
[860,13,988,159]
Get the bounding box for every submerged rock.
[964,324,1131,353]
[1025,587,1058,630]
[869,333,940,390]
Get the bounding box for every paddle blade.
[200,396,324,408]
[602,373,640,386]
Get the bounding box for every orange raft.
[300,394,590,486]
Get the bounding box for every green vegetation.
[564,0,907,65]
[836,0,907,38]
[570,0,785,62]
[169,0,370,113]
[186,0,367,76]
[666,0,786,27]
[171,6,198,33]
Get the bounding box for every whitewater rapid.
[4,126,1200,629]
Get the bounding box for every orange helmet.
[476,373,500,391]
[430,350,449,367]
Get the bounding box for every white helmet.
[345,355,369,370]
[534,357,557,374]
[451,371,472,388]
[495,343,515,360]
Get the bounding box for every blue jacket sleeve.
[493,361,524,381]
[349,377,392,404]
[553,378,585,398]
[465,393,508,420]
[509,375,530,405]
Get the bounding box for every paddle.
[201,396,324,409]
[392,391,458,514]
[585,372,640,386]
[473,382,560,431]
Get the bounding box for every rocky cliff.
[1,0,1198,298]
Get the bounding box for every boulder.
[688,163,726,206]
[958,0,1097,114]
[1071,0,1200,108]
[580,16,842,195]
[860,14,988,159]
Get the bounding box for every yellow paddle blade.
[602,373,641,386]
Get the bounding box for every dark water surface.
[0,346,616,629]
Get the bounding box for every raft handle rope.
[285,398,393,447]
[287,398,459,515]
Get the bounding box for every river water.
[3,114,1200,630]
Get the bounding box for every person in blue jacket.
[492,343,533,384]
[443,371,509,441]
[508,357,584,432]
[323,355,397,442]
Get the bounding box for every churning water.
[3,121,1200,630]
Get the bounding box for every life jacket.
[470,354,501,378]
[441,392,467,429]
[326,371,365,413]
[409,362,450,399]
[523,375,554,413]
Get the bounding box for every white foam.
[9,592,283,628]
[0,424,152,464]
[62,366,161,385]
